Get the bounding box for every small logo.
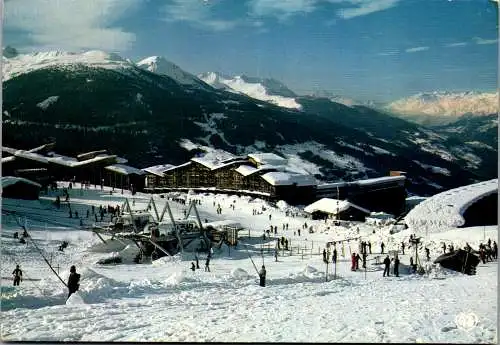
[455,311,479,331]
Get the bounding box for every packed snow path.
[1,183,497,342]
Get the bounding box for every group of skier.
[12,264,80,300]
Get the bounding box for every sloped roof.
[2,176,42,188]
[248,153,287,165]
[304,198,370,215]
[356,175,405,186]
[105,164,145,175]
[261,171,317,186]
[142,164,176,177]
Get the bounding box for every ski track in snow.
[1,183,497,342]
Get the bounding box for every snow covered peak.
[387,91,499,116]
[198,71,302,110]
[136,56,202,86]
[2,49,131,81]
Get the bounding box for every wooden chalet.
[304,198,371,221]
[103,164,146,192]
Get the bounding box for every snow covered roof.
[304,198,370,215]
[142,164,176,177]
[1,156,16,164]
[235,165,258,176]
[248,153,287,166]
[203,220,244,229]
[162,162,192,173]
[317,182,348,190]
[2,176,42,188]
[355,176,406,186]
[405,178,498,232]
[261,172,317,186]
[104,164,146,176]
[2,147,118,168]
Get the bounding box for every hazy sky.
[4,0,498,102]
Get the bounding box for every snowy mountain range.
[2,48,497,195]
[386,91,499,117]
[198,72,302,109]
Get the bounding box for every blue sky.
[4,0,498,102]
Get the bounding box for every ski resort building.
[304,198,371,221]
[143,153,317,205]
[316,176,407,216]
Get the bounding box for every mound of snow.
[118,245,140,263]
[302,265,321,279]
[230,268,252,280]
[164,271,185,286]
[65,292,85,305]
[152,254,182,266]
[88,239,133,253]
[276,200,290,211]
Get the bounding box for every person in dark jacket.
[205,257,210,272]
[332,248,337,264]
[380,242,385,254]
[368,241,371,254]
[191,262,196,271]
[351,253,357,271]
[383,255,391,277]
[442,242,446,254]
[67,265,80,299]
[493,241,498,260]
[401,242,405,255]
[425,247,430,261]
[12,265,22,286]
[323,249,327,264]
[393,256,400,277]
[259,265,266,287]
[355,253,361,270]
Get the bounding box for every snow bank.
[230,268,252,280]
[152,254,183,266]
[164,271,185,286]
[65,292,85,305]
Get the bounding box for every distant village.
[2,143,407,220]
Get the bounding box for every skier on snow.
[12,265,22,286]
[383,255,391,277]
[67,265,81,299]
[259,265,266,287]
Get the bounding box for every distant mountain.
[136,56,208,88]
[198,72,302,109]
[308,90,383,109]
[2,49,496,196]
[386,91,499,118]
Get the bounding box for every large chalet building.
[2,143,408,215]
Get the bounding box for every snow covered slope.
[199,72,302,110]
[387,91,499,117]
[405,178,498,232]
[136,56,204,86]
[1,183,497,342]
[2,50,132,81]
